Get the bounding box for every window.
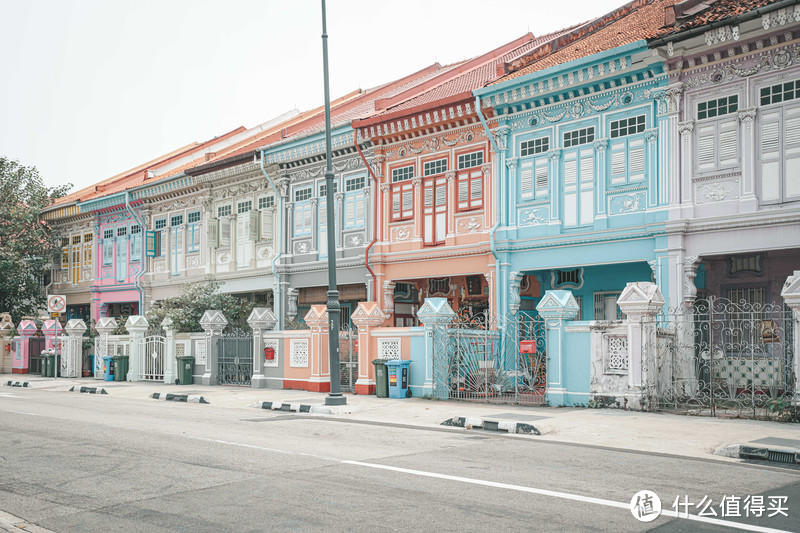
[217,205,232,217]
[319,181,338,197]
[61,238,69,247]
[103,229,114,239]
[423,158,447,176]
[83,233,92,267]
[103,235,113,266]
[345,176,365,191]
[391,180,414,221]
[154,218,166,230]
[697,95,738,120]
[594,291,622,320]
[520,137,549,156]
[391,165,414,182]
[555,269,582,287]
[730,254,762,274]
[610,115,645,138]
[187,211,201,224]
[130,225,140,234]
[423,176,447,245]
[258,196,275,209]
[294,187,312,202]
[760,79,800,106]
[456,162,483,211]
[187,223,201,253]
[759,103,800,203]
[562,147,594,227]
[117,227,127,237]
[130,225,141,260]
[237,200,252,214]
[170,214,183,227]
[344,188,366,229]
[457,151,483,169]
[293,200,313,237]
[83,233,92,242]
[61,249,68,269]
[563,127,595,148]
[609,130,646,186]
[146,231,161,258]
[72,235,81,245]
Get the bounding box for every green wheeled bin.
[177,356,195,385]
[371,359,389,398]
[42,354,52,377]
[112,355,129,381]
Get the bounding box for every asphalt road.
[0,388,798,532]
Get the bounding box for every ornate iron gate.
[434,313,547,405]
[656,296,795,419]
[141,335,166,381]
[339,325,357,393]
[28,337,44,374]
[217,331,252,386]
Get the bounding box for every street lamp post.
[320,0,346,406]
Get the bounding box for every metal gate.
[339,325,358,393]
[217,331,252,385]
[141,335,166,381]
[434,313,547,405]
[28,337,44,374]
[656,296,794,419]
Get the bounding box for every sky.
[1,0,625,193]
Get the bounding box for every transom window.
[319,181,338,197]
[154,218,166,230]
[697,95,738,120]
[294,187,312,202]
[131,225,141,234]
[83,233,92,242]
[760,80,800,106]
[521,137,549,156]
[610,115,645,138]
[345,176,365,191]
[258,196,275,209]
[237,200,252,213]
[103,229,113,239]
[423,158,447,176]
[187,211,201,224]
[457,151,483,169]
[170,214,183,227]
[391,165,414,182]
[563,127,595,148]
[217,205,231,217]
[71,235,81,245]
[117,227,127,237]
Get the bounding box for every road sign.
[47,295,67,314]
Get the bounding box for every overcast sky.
[1,0,624,193]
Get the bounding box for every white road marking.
[192,436,791,533]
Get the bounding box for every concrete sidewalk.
[4,374,799,464]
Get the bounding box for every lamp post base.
[324,394,347,406]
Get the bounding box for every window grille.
[610,115,645,138]
[457,151,483,169]
[391,165,414,182]
[520,137,549,156]
[423,158,447,176]
[697,95,738,120]
[563,127,595,148]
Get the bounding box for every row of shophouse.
[40,0,799,340]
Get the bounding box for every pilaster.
[351,301,386,395]
[162,317,177,384]
[536,291,580,406]
[62,319,87,378]
[199,310,228,385]
[248,307,277,389]
[417,297,456,398]
[124,315,149,382]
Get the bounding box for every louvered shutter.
[391,187,401,220]
[435,179,447,243]
[261,210,273,242]
[207,217,219,249]
[610,142,626,185]
[784,104,800,199]
[520,162,534,199]
[423,181,433,244]
[220,218,231,246]
[319,198,328,259]
[401,183,413,219]
[116,236,128,282]
[457,172,469,209]
[759,109,781,202]
[249,209,259,240]
[344,194,355,228]
[354,194,365,226]
[469,170,482,209]
[563,155,578,227]
[718,118,739,168]
[696,123,716,172]
[579,148,594,226]
[628,138,645,181]
[534,158,548,197]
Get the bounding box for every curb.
[258,401,331,414]
[441,416,541,435]
[69,385,108,395]
[151,392,209,404]
[5,381,29,388]
[717,444,800,465]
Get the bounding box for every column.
[645,129,659,207]
[335,191,345,249]
[678,120,694,217]
[229,213,238,270]
[162,317,178,384]
[548,149,562,222]
[594,140,608,221]
[286,288,299,322]
[95,317,117,380]
[310,198,319,253]
[124,315,149,382]
[660,82,683,212]
[780,270,800,400]
[417,297,456,399]
[738,108,758,211]
[445,171,456,239]
[504,158,518,229]
[248,307,277,389]
[616,282,665,410]
[62,319,87,378]
[199,310,228,385]
[304,305,330,392]
[351,301,386,395]
[536,290,580,406]
[382,281,395,321]
[412,177,422,240]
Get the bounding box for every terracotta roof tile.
[648,0,781,40]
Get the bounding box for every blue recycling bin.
[386,360,411,399]
[103,356,114,381]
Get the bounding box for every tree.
[145,281,253,333]
[0,157,71,322]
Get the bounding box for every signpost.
[47,295,67,315]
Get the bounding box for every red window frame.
[455,148,485,212]
[422,175,447,246]
[390,181,414,222]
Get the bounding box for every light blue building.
[475,40,671,319]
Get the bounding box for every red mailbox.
[519,340,537,354]
[264,346,275,361]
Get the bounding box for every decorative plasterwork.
[682,256,700,303]
[704,25,739,47]
[384,126,487,160]
[212,180,265,200]
[680,43,800,89]
[609,192,645,214]
[762,6,800,30]
[456,216,482,233]
[518,206,549,226]
[288,155,368,182]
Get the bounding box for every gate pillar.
[418,298,456,399]
[781,270,800,401]
[41,319,63,351]
[536,291,580,406]
[351,302,386,395]
[162,317,178,384]
[0,315,13,374]
[248,308,277,389]
[199,310,227,385]
[617,282,664,410]
[304,306,330,392]
[94,318,117,380]
[13,319,38,373]
[62,319,87,378]
[125,315,149,381]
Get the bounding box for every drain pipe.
[475,95,503,316]
[259,153,284,330]
[354,133,378,301]
[124,191,145,316]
